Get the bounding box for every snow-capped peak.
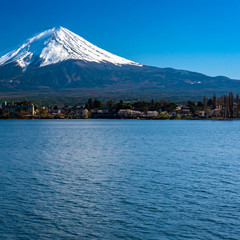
[0,26,141,70]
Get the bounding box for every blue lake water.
[0,119,240,239]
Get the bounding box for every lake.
[0,119,240,239]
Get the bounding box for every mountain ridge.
[0,27,240,101]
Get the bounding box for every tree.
[207,99,213,108]
[218,96,224,117]
[188,101,198,115]
[132,101,149,112]
[159,112,171,119]
[86,98,93,109]
[237,94,240,118]
[164,102,177,112]
[224,95,229,118]
[93,99,102,109]
[115,100,132,111]
[203,96,208,110]
[213,94,217,109]
[176,114,181,119]
[85,98,102,110]
[229,92,234,118]
[197,101,204,110]
[106,100,114,107]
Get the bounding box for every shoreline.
[0,117,239,121]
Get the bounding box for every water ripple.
[0,119,240,239]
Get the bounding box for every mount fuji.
[0,27,141,71]
[0,26,240,101]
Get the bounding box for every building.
[2,102,35,116]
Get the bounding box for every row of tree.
[85,98,177,112]
[188,93,240,118]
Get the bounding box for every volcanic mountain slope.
[0,26,240,100]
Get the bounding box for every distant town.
[1,93,240,120]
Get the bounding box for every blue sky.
[1,0,240,78]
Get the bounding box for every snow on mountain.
[0,27,141,71]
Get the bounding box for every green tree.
[188,100,198,114]
[93,99,102,109]
[197,101,204,109]
[159,112,171,119]
[176,114,181,119]
[207,99,213,108]
[132,101,149,112]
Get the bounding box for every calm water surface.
[0,119,240,239]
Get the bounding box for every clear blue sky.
[1,0,240,79]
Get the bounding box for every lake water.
[0,119,240,239]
